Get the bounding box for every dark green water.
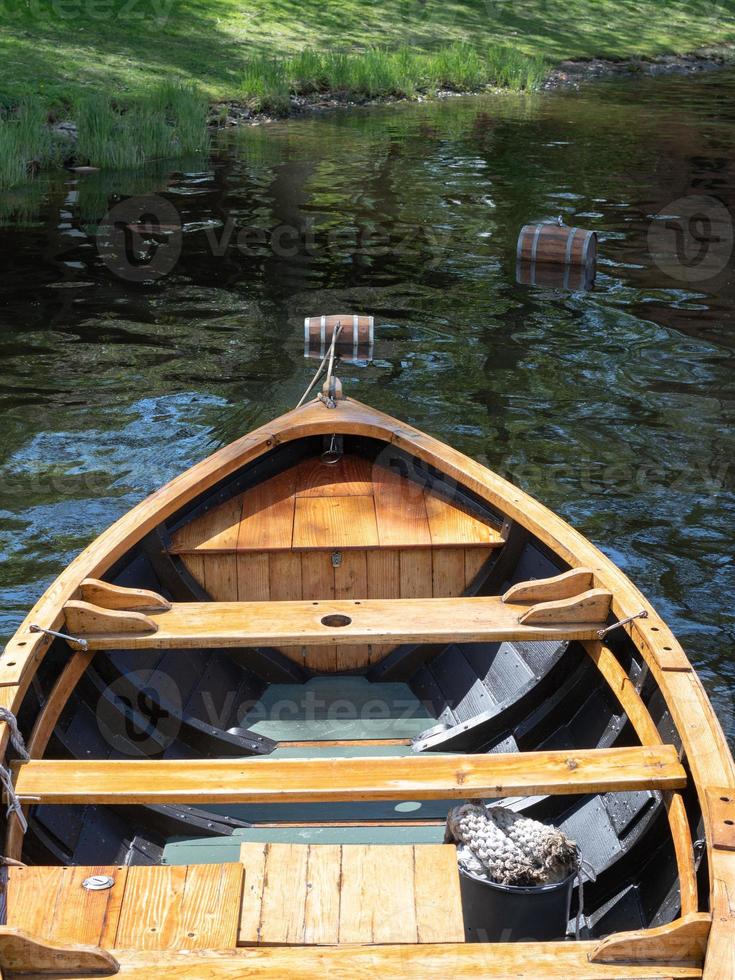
[1,71,734,740]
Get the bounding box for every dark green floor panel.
[163,824,447,865]
[244,676,434,741]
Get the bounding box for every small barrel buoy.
[516,258,595,292]
[517,221,597,268]
[304,314,374,364]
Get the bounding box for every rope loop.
[0,765,27,834]
[0,708,29,762]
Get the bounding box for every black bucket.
[458,866,576,942]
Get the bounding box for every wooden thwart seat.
[10,746,685,806]
[61,588,613,652]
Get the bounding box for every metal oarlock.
[29,624,88,650]
[597,610,648,640]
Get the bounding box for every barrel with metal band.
[515,259,595,292]
[516,221,597,268]
[304,314,374,365]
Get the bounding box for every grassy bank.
[0,83,209,188]
[0,0,733,183]
[238,43,546,114]
[1,0,733,108]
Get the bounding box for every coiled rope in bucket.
[445,802,588,938]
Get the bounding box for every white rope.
[0,708,29,762]
[295,349,329,409]
[446,802,585,936]
[0,709,31,836]
[0,765,27,834]
[295,321,343,409]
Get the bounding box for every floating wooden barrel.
[304,314,374,364]
[516,258,595,292]
[517,222,597,268]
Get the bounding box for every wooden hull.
[1,396,733,977]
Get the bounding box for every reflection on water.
[1,71,734,740]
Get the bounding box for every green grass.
[0,98,60,188]
[240,43,547,113]
[1,0,733,108]
[75,83,209,169]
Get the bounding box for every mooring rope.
[0,708,29,762]
[296,321,343,409]
[0,766,27,834]
[0,709,31,836]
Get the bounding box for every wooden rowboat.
[1,331,733,978]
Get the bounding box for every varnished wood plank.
[295,455,374,497]
[373,467,431,547]
[239,842,268,945]
[172,495,242,552]
[707,788,735,851]
[114,864,187,950]
[65,594,615,651]
[399,548,433,598]
[33,943,703,979]
[13,746,686,806]
[179,554,206,591]
[293,496,379,549]
[432,547,466,598]
[301,552,337,671]
[46,865,127,947]
[413,844,465,943]
[303,846,342,945]
[203,554,238,601]
[174,863,244,950]
[366,551,400,600]
[366,550,400,662]
[259,844,309,945]
[237,553,270,601]
[268,552,302,601]
[424,491,502,546]
[704,856,735,980]
[336,845,374,943]
[464,547,491,589]
[334,550,368,599]
[335,550,369,670]
[238,470,297,551]
[339,844,418,944]
[6,866,65,938]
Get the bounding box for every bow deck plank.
[65,595,610,650]
[12,746,685,806]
